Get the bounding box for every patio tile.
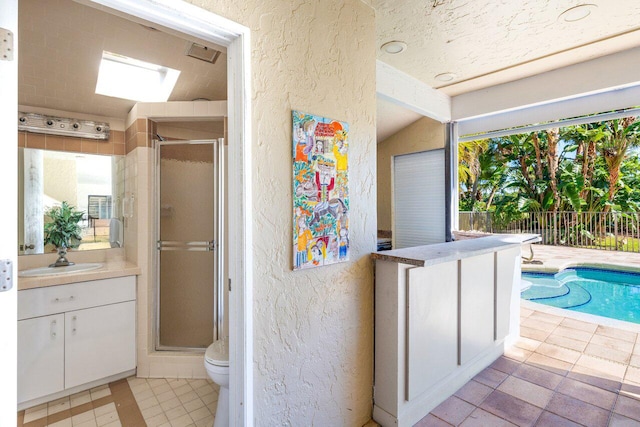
[567,364,622,393]
[520,308,534,318]
[545,334,588,353]
[521,318,557,333]
[625,366,640,384]
[629,354,640,368]
[609,413,640,427]
[584,342,631,364]
[591,334,635,353]
[512,363,563,390]
[525,352,572,376]
[560,318,598,334]
[545,393,610,427]
[454,380,493,406]
[533,411,582,427]
[515,337,542,352]
[431,396,475,426]
[528,312,564,326]
[535,343,581,364]
[504,346,532,362]
[521,326,551,342]
[414,413,453,427]
[490,357,521,375]
[460,408,517,427]
[596,325,637,344]
[479,390,542,427]
[615,395,640,422]
[575,354,626,380]
[552,326,594,343]
[555,377,617,410]
[496,376,554,408]
[473,367,509,389]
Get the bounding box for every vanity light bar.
[18,112,110,140]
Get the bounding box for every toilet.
[204,339,229,427]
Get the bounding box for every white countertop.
[372,234,540,267]
[18,260,141,290]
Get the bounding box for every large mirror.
[18,148,126,255]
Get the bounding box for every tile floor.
[18,377,218,427]
[418,307,640,427]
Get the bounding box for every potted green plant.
[44,201,84,267]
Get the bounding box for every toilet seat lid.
[205,339,229,366]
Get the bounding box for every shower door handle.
[157,240,215,251]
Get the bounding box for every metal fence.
[459,211,640,253]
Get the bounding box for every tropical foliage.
[459,115,640,226]
[44,201,84,250]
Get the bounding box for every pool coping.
[522,260,640,275]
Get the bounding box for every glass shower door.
[156,140,219,350]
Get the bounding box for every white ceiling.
[20,1,640,143]
[19,0,227,120]
[371,0,640,142]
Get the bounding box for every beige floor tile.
[94,402,117,418]
[568,364,622,393]
[200,392,218,406]
[141,404,164,419]
[24,405,48,423]
[183,397,206,413]
[526,352,573,375]
[138,395,161,410]
[194,384,215,398]
[72,409,96,425]
[49,418,73,427]
[497,376,554,408]
[174,384,193,397]
[473,367,508,388]
[152,383,173,396]
[521,317,558,333]
[169,413,194,427]
[70,391,92,408]
[133,387,155,402]
[127,377,147,387]
[504,345,532,362]
[96,411,119,427]
[528,311,564,326]
[188,406,212,422]
[513,363,564,390]
[48,397,71,415]
[74,420,98,427]
[165,405,188,421]
[520,325,551,342]
[168,379,189,390]
[160,397,183,412]
[626,366,640,385]
[178,390,199,405]
[194,415,214,427]
[146,413,169,427]
[157,389,178,403]
[102,421,122,427]
[520,307,534,318]
[90,386,112,401]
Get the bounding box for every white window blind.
[393,149,446,249]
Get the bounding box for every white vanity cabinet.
[18,276,136,405]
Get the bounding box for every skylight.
[95,51,180,102]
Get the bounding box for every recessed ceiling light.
[559,4,596,22]
[434,72,457,82]
[380,41,407,55]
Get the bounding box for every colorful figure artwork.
[292,110,349,270]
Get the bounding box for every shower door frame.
[154,139,225,352]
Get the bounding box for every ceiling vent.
[18,112,110,140]
[186,42,221,64]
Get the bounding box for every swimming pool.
[521,268,640,324]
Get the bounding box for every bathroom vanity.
[371,234,538,427]
[17,261,140,409]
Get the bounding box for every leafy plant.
[44,201,84,249]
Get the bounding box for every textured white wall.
[186,0,377,424]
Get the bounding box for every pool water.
[522,268,640,324]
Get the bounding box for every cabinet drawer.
[18,276,136,320]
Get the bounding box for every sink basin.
[19,263,104,277]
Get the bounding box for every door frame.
[86,1,253,425]
[0,0,18,425]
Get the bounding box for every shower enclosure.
[155,139,225,350]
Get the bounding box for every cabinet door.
[18,314,65,403]
[65,301,136,389]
